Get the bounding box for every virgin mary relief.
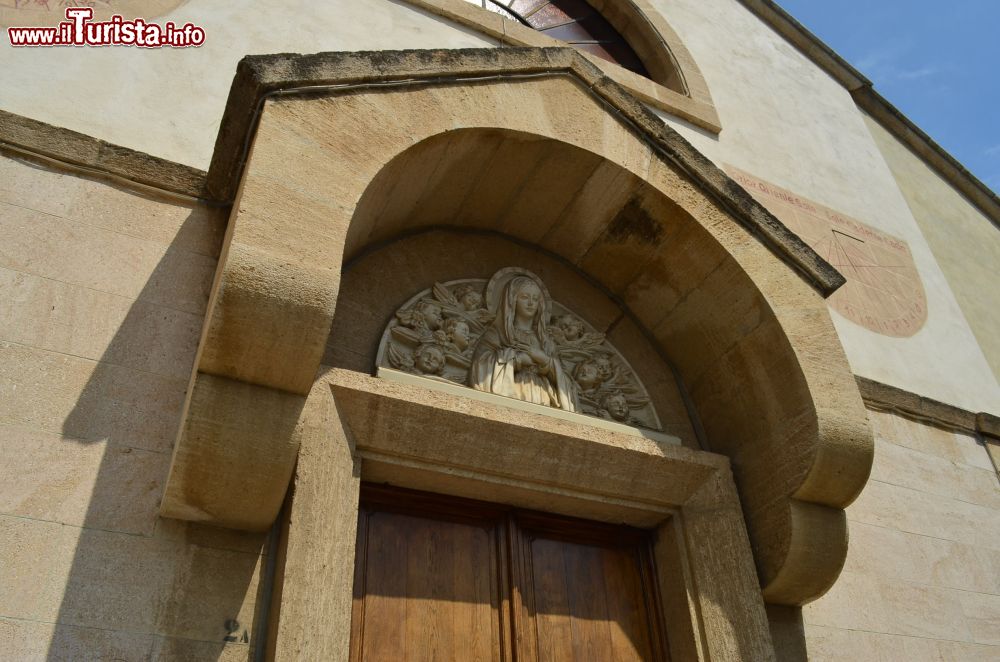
[470,273,578,411]
[376,268,662,431]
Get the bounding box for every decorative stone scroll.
[376,268,662,430]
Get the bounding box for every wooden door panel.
[352,509,502,662]
[526,536,576,661]
[350,486,667,662]
[527,537,657,662]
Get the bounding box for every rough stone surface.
[180,53,871,612]
[858,376,1000,462]
[0,111,207,198]
[269,376,360,662]
[160,372,305,530]
[803,410,1000,660]
[0,425,168,536]
[0,617,254,662]
[0,154,266,659]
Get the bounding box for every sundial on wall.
[726,166,928,338]
[376,267,663,431]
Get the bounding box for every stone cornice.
[857,376,1000,439]
[0,108,207,200]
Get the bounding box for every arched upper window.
[481,0,650,79]
[432,0,720,132]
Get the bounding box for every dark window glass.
[482,0,651,78]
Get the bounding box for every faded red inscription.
[726,166,927,338]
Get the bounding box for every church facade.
[1,1,998,660]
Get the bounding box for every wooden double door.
[350,485,669,661]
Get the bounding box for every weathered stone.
[168,50,872,613]
[0,201,215,316]
[0,516,263,642]
[0,425,167,536]
[0,109,206,198]
[270,370,360,662]
[849,478,1000,552]
[160,373,306,530]
[0,342,187,453]
[0,267,203,381]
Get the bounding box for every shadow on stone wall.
[53,204,268,661]
[766,604,808,662]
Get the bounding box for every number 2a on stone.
[223,618,250,643]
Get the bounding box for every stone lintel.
[377,368,681,447]
[330,369,712,527]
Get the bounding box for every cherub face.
[415,345,444,374]
[446,319,471,350]
[573,361,602,391]
[594,356,613,381]
[604,393,630,421]
[460,290,483,311]
[555,314,584,341]
[514,282,541,321]
[418,302,443,330]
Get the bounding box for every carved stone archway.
[160,48,873,659]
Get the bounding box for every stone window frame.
[401,0,722,132]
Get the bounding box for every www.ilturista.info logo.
[7,7,205,48]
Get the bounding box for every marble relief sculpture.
[470,273,578,412]
[377,268,662,430]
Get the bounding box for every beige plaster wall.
[863,113,1000,383]
[0,153,267,659]
[0,0,496,169]
[650,0,1000,415]
[802,409,1000,660]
